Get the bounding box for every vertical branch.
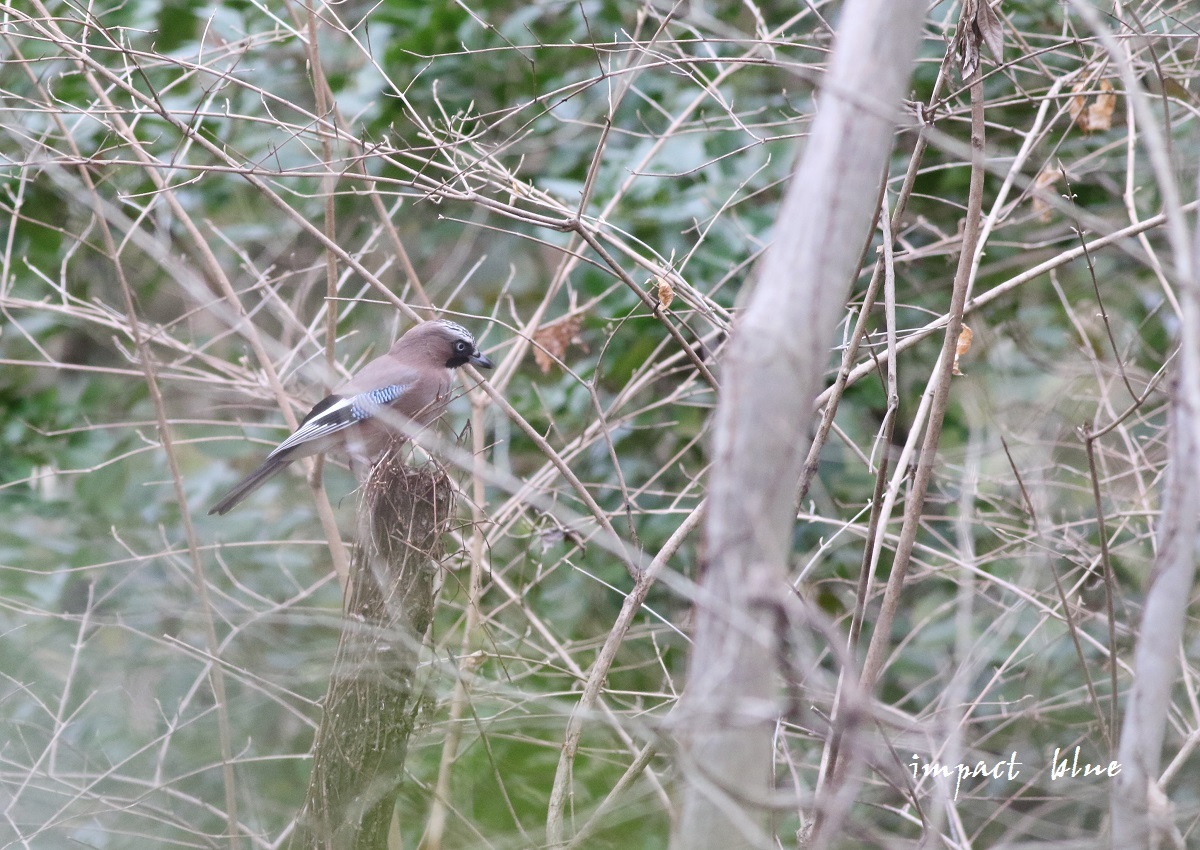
[670,2,926,849]
[858,67,986,693]
[796,55,948,506]
[112,218,243,850]
[1109,183,1200,849]
[1067,4,1200,845]
[424,398,490,850]
[814,188,901,816]
[1081,425,1119,752]
[294,453,453,849]
[300,0,352,589]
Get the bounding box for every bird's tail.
[208,457,292,516]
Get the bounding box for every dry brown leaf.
[954,0,1004,80]
[952,324,973,376]
[1032,167,1064,223]
[656,278,674,311]
[1070,78,1117,133]
[1088,79,1116,131]
[1068,82,1086,124]
[532,314,587,374]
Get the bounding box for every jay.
[209,319,493,515]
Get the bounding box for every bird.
[208,319,493,515]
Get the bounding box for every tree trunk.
[1109,183,1200,849]
[670,2,926,849]
[292,453,453,849]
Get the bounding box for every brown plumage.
[208,320,492,515]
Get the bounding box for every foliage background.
[1,0,1198,847]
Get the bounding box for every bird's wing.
[266,382,412,461]
[338,355,423,396]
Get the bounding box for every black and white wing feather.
[208,383,410,516]
[266,383,411,461]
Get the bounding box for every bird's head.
[394,319,494,370]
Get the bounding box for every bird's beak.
[470,351,494,369]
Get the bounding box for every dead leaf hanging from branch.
[954,0,1004,80]
[656,278,674,311]
[1069,78,1117,133]
[533,314,588,374]
[952,324,974,376]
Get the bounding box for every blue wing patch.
[349,384,407,419]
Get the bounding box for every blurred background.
[0,0,1197,847]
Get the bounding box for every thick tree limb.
[669,3,926,849]
[1109,185,1200,848]
[292,453,452,849]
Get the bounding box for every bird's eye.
[455,340,470,352]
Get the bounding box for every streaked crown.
[432,319,475,345]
